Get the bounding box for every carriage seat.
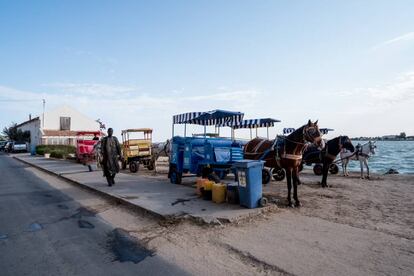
[125,139,152,157]
[77,140,98,154]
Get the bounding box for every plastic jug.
[196,178,208,196]
[212,183,226,203]
[203,180,213,191]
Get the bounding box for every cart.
[75,131,101,171]
[121,128,154,173]
[220,118,285,184]
[300,128,339,175]
[169,110,245,184]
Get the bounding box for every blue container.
[234,160,264,209]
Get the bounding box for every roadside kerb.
[13,156,165,220]
[13,155,278,225]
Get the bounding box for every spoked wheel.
[313,164,323,175]
[170,168,182,184]
[129,161,139,173]
[208,172,221,183]
[262,169,271,185]
[272,168,286,181]
[329,163,339,174]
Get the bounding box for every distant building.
[16,105,100,150]
[381,135,398,140]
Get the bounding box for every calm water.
[344,141,414,174]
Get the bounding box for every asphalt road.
[0,153,188,276]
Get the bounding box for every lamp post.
[42,99,45,129]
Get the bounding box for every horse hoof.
[295,202,302,208]
[287,202,294,208]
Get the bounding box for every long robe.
[101,136,121,176]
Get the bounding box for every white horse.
[340,141,376,179]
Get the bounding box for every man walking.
[101,128,122,186]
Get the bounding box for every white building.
[17,105,101,149]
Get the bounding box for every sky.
[1,0,414,141]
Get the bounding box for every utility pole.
[42,99,45,129]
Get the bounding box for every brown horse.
[244,120,322,207]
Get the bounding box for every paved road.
[0,154,188,276]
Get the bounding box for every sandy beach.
[117,169,414,275]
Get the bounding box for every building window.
[60,117,71,130]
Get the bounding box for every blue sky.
[1,0,414,140]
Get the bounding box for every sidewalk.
[14,155,275,224]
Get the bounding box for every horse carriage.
[121,128,155,173]
[169,110,245,184]
[339,140,376,179]
[245,120,323,207]
[75,131,101,171]
[219,118,286,184]
[298,128,343,175]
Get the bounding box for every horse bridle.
[303,125,322,144]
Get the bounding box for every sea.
[344,141,414,174]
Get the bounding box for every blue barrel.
[234,160,264,208]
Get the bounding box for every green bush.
[50,150,64,159]
[36,145,76,158]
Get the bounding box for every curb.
[13,156,278,225]
[13,156,165,220]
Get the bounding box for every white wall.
[42,105,100,131]
[18,119,41,150]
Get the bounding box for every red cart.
[76,131,101,171]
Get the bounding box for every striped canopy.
[283,127,334,135]
[218,118,281,129]
[173,110,244,126]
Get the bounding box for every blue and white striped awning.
[219,118,281,129]
[173,110,244,126]
[283,127,334,135]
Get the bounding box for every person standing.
[101,128,122,186]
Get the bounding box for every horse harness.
[275,125,322,165]
[321,136,344,161]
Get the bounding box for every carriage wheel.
[170,168,182,184]
[262,169,271,185]
[272,168,286,181]
[259,197,268,207]
[129,161,139,173]
[208,172,221,183]
[313,164,323,175]
[329,163,339,174]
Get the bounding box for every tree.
[2,123,30,142]
[399,132,406,139]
